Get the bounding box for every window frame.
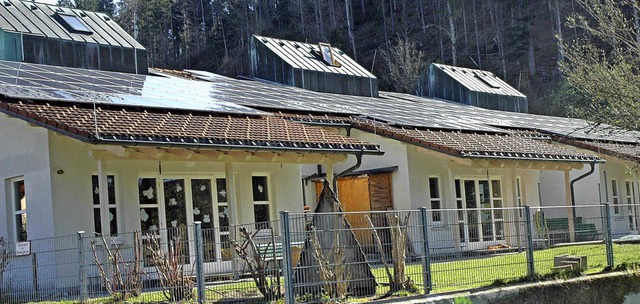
[91,173,120,235]
[10,177,27,242]
[56,13,93,34]
[251,174,272,229]
[428,176,443,226]
[612,179,621,215]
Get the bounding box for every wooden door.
[315,176,372,245]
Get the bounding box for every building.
[0,0,147,74]
[250,35,378,97]
[415,63,528,113]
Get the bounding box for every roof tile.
[0,101,381,153]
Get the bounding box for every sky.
[36,0,58,4]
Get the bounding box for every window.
[138,177,160,267]
[612,179,620,215]
[252,176,271,229]
[12,178,27,242]
[56,13,93,34]
[138,178,160,232]
[516,177,523,218]
[428,177,442,224]
[91,175,118,234]
[455,180,465,241]
[318,43,340,67]
[215,178,232,261]
[626,181,636,230]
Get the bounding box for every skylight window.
[318,42,340,67]
[475,73,502,89]
[56,13,92,34]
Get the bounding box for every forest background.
[54,0,603,117]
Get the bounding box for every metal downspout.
[570,162,596,207]
[332,152,363,192]
[569,162,596,236]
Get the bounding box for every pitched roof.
[0,0,144,49]
[351,119,600,162]
[0,100,381,154]
[0,61,262,115]
[430,63,526,97]
[252,35,375,79]
[557,139,640,163]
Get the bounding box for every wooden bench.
[255,241,304,266]
[545,217,600,242]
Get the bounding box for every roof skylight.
[475,73,502,89]
[56,13,92,34]
[318,42,340,67]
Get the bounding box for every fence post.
[419,207,432,294]
[77,231,87,303]
[524,205,535,277]
[604,203,614,268]
[280,211,295,304]
[194,222,205,304]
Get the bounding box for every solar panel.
[178,70,503,132]
[4,61,637,142]
[0,61,266,116]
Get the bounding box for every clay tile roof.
[564,140,640,163]
[0,100,381,154]
[351,118,600,162]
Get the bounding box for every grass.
[15,243,640,303]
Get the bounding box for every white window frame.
[516,177,523,218]
[91,173,120,235]
[10,177,27,242]
[251,174,272,230]
[428,176,443,226]
[612,179,620,215]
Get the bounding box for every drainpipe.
[333,152,363,193]
[570,162,596,207]
[569,162,596,239]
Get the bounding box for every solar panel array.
[0,61,265,115]
[190,69,639,142]
[184,70,504,133]
[0,60,637,143]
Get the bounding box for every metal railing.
[1,203,640,303]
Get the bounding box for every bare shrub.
[91,232,144,301]
[229,227,282,301]
[366,213,414,292]
[145,231,194,301]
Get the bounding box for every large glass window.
[12,178,27,242]
[252,176,271,229]
[91,175,118,234]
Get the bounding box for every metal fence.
[1,203,639,303]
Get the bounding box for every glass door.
[456,178,504,248]
[138,176,231,270]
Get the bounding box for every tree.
[560,0,640,132]
[56,0,115,16]
[383,39,426,93]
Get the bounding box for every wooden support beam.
[88,146,348,164]
[414,146,472,167]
